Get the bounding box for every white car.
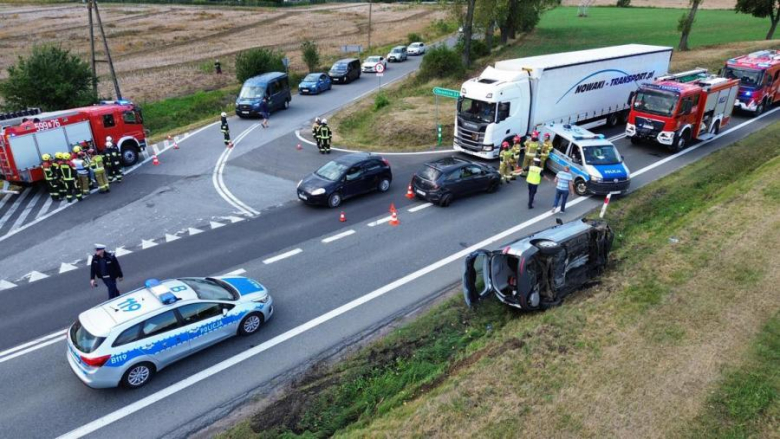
[361,56,387,73]
[407,42,426,55]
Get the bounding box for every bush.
[616,0,631,6]
[235,48,285,83]
[430,19,456,35]
[407,33,423,45]
[301,40,320,73]
[455,38,490,59]
[417,45,465,83]
[373,91,390,111]
[0,44,96,111]
[517,2,542,32]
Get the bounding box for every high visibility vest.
[93,155,105,172]
[525,141,539,155]
[60,162,74,180]
[43,165,55,181]
[526,166,542,185]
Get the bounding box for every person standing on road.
[59,153,79,203]
[72,152,90,199]
[318,119,332,154]
[526,157,546,209]
[312,117,322,151]
[90,244,124,300]
[221,112,231,147]
[41,154,61,202]
[539,133,553,170]
[511,135,523,178]
[552,165,574,214]
[214,59,222,75]
[92,153,110,193]
[259,97,270,128]
[104,137,123,183]
[522,131,540,175]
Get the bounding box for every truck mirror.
[627,91,635,106]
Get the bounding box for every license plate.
[241,111,249,114]
[298,193,308,200]
[416,189,426,196]
[302,89,309,94]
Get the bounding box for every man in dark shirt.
[89,244,124,299]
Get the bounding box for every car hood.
[362,61,379,67]
[299,81,317,86]
[219,276,266,297]
[301,172,337,192]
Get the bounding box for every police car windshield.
[633,89,677,117]
[70,320,105,353]
[723,67,763,87]
[181,278,237,301]
[315,160,350,181]
[583,145,621,165]
[239,85,265,99]
[458,98,496,123]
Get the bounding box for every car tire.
[238,312,264,336]
[121,362,155,389]
[629,136,641,145]
[711,121,720,135]
[486,180,500,193]
[574,178,588,196]
[606,113,619,127]
[283,99,290,110]
[377,178,391,193]
[439,193,453,207]
[328,192,342,208]
[533,239,561,256]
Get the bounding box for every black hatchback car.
[411,156,500,207]
[297,153,392,208]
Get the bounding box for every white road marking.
[0,193,9,210]
[222,215,245,223]
[367,215,393,227]
[0,336,65,365]
[212,124,262,217]
[59,263,78,274]
[322,229,356,243]
[0,187,33,230]
[0,279,18,291]
[262,248,303,265]
[9,188,43,232]
[114,247,132,257]
[221,268,247,276]
[408,202,433,213]
[86,255,93,266]
[210,221,225,229]
[26,271,49,283]
[188,227,204,236]
[0,329,67,361]
[35,195,54,220]
[165,233,181,243]
[141,239,158,249]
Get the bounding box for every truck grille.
[634,116,664,136]
[238,104,253,112]
[455,125,485,151]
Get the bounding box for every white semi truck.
[454,44,673,159]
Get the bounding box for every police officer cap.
[94,243,106,250]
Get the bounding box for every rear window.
[419,165,442,181]
[70,320,105,353]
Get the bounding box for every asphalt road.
[0,101,776,438]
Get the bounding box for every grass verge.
[330,6,779,152]
[141,86,239,143]
[217,120,780,437]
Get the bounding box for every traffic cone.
[152,155,159,166]
[169,135,179,150]
[389,203,397,213]
[389,209,399,226]
[227,141,233,149]
[296,143,303,151]
[339,211,346,222]
[406,184,415,199]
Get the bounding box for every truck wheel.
[606,113,619,127]
[121,144,140,166]
[620,110,630,124]
[629,136,641,145]
[754,101,765,116]
[574,178,588,196]
[671,131,689,153]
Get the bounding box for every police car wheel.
[239,312,264,336]
[122,362,155,389]
[574,179,588,196]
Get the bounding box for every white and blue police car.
[67,276,273,389]
[539,123,631,196]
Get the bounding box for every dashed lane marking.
[367,215,393,227]
[210,221,225,229]
[0,328,67,362]
[322,229,356,243]
[188,227,204,236]
[0,280,18,291]
[408,202,433,213]
[25,271,49,283]
[165,233,181,243]
[114,247,133,257]
[262,248,303,265]
[221,269,247,276]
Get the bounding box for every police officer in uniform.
[40,154,61,201]
[312,117,322,151]
[318,119,332,154]
[221,112,231,147]
[526,157,544,209]
[90,244,124,300]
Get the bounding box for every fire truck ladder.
[657,68,709,84]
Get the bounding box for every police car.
[66,276,273,389]
[539,123,631,196]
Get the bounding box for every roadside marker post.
[599,191,622,218]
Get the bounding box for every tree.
[235,48,285,83]
[462,0,477,67]
[301,40,320,73]
[678,0,703,51]
[735,0,780,39]
[0,45,96,111]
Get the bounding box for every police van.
[539,123,631,196]
[67,277,273,389]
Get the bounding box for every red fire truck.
[625,69,739,152]
[723,50,780,116]
[0,100,147,184]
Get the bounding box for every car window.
[70,320,105,353]
[467,165,483,176]
[445,170,461,181]
[316,160,350,181]
[420,165,442,181]
[569,146,583,164]
[320,74,327,82]
[346,166,363,180]
[304,74,319,81]
[239,85,265,99]
[497,102,510,122]
[281,77,289,90]
[141,311,180,338]
[103,114,115,128]
[181,278,237,301]
[113,324,141,347]
[177,302,223,325]
[269,81,279,95]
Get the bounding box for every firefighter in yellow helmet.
[104,136,123,183]
[58,152,79,202]
[521,131,540,175]
[511,135,523,178]
[40,154,61,201]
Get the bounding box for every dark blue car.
[236,72,291,118]
[298,73,332,95]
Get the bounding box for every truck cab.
[539,123,630,196]
[626,69,738,152]
[723,50,780,116]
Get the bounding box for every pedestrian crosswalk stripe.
[10,189,43,232]
[0,188,33,230]
[36,196,54,220]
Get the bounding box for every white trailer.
[454,44,673,159]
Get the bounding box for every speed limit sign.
[375,63,385,76]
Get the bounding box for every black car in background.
[297,153,392,208]
[411,156,500,207]
[329,58,361,84]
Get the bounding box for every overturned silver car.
[464,219,613,309]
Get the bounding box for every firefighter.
[511,135,523,178]
[59,153,78,202]
[74,144,95,188]
[72,151,90,199]
[92,153,110,193]
[214,59,222,75]
[522,131,540,174]
[54,153,67,200]
[539,133,553,170]
[221,112,231,147]
[312,117,322,151]
[104,136,123,183]
[499,142,514,183]
[318,119,332,154]
[40,154,61,201]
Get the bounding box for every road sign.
[376,73,384,77]
[282,57,289,67]
[341,45,363,53]
[375,63,385,73]
[432,87,460,99]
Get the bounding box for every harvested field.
[0,3,447,103]
[561,0,736,8]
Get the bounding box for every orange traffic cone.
[405,184,414,199]
[169,135,179,150]
[389,203,397,213]
[296,143,303,151]
[227,141,233,149]
[389,209,399,226]
[339,211,346,222]
[152,155,160,166]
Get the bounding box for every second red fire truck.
[723,50,780,116]
[0,100,147,184]
[625,69,739,151]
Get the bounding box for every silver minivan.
[387,46,408,62]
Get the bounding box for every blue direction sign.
[432,87,460,99]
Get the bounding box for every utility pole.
[90,0,122,100]
[88,0,97,96]
[367,0,372,51]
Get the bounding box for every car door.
[566,142,585,176]
[319,74,329,91]
[443,167,468,197]
[463,250,495,307]
[268,80,281,110]
[548,136,568,173]
[341,164,367,198]
[176,302,235,353]
[137,310,188,367]
[463,164,490,194]
[361,160,384,192]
